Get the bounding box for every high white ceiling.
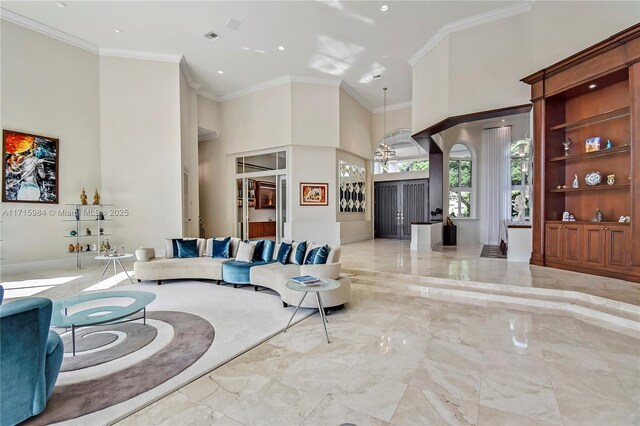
[2,1,518,109]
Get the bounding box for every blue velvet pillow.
[171,238,181,258]
[176,239,199,258]
[212,237,231,259]
[262,240,276,262]
[313,245,330,264]
[252,240,265,262]
[293,241,307,265]
[304,247,321,264]
[276,242,292,264]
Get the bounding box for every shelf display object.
[64,204,113,268]
[522,23,640,282]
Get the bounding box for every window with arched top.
[449,143,472,218]
[373,129,429,174]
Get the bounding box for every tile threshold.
[345,269,640,336]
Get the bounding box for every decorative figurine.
[562,211,571,221]
[100,241,106,251]
[606,139,613,149]
[75,208,80,221]
[93,189,100,205]
[557,185,562,189]
[562,138,572,156]
[85,244,91,252]
[607,174,615,185]
[105,239,111,250]
[86,228,92,236]
[572,174,579,188]
[99,212,105,221]
[92,243,98,251]
[592,208,603,222]
[68,243,75,253]
[80,188,88,205]
[511,193,527,222]
[99,227,104,235]
[75,243,81,252]
[585,136,601,152]
[70,230,77,236]
[619,216,631,223]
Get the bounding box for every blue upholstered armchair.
[0,297,64,426]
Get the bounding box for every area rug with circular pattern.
[26,281,313,425]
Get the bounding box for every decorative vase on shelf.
[68,243,75,253]
[80,188,88,205]
[92,243,98,251]
[86,228,92,236]
[75,243,81,252]
[75,208,80,221]
[105,239,111,250]
[572,174,579,189]
[70,230,77,236]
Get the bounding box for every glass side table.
[283,278,340,344]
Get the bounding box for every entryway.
[374,179,429,239]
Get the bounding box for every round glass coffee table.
[283,278,340,344]
[50,290,156,356]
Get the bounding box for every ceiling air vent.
[372,75,382,80]
[203,31,221,41]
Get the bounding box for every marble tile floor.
[340,239,640,306]
[118,283,639,426]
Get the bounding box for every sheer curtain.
[480,126,511,245]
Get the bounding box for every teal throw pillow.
[262,240,276,262]
[313,245,330,264]
[304,247,321,264]
[293,241,307,265]
[276,242,292,264]
[212,237,231,258]
[176,239,199,258]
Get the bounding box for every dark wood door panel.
[605,226,628,269]
[563,224,582,264]
[545,224,563,262]
[583,225,605,266]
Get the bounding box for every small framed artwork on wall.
[300,182,328,206]
[2,130,59,204]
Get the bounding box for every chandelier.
[374,87,396,166]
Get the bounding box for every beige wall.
[180,69,199,237]
[339,88,372,160]
[412,1,639,133]
[1,21,101,268]
[197,95,219,138]
[292,83,339,147]
[100,56,182,255]
[372,106,412,149]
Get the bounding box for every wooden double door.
[545,222,628,271]
[374,179,429,239]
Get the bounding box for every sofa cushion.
[134,257,224,281]
[276,243,292,264]
[262,240,275,262]
[249,263,301,292]
[250,240,265,261]
[236,241,255,262]
[222,260,269,285]
[212,237,231,258]
[164,238,205,258]
[206,237,241,258]
[290,241,307,265]
[304,246,321,264]
[313,245,330,264]
[176,239,199,258]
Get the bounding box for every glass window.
[449,144,472,218]
[510,139,531,220]
[244,153,277,172]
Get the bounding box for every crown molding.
[290,75,341,86]
[373,101,412,114]
[100,48,181,63]
[217,75,292,102]
[339,81,373,112]
[197,89,221,102]
[179,56,202,90]
[0,8,99,53]
[408,0,533,66]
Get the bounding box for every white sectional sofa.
[133,237,351,309]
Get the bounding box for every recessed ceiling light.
[56,2,67,8]
[380,4,389,11]
[217,70,224,74]
[113,27,122,34]
[254,49,265,54]
[278,45,285,51]
[589,83,597,89]
[241,47,250,51]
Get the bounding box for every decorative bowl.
[584,171,602,186]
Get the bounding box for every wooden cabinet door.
[583,225,605,267]
[563,224,582,265]
[605,225,629,269]
[545,223,563,263]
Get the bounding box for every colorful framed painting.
[300,182,328,206]
[2,130,59,203]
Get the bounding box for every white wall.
[339,88,372,160]
[372,106,412,150]
[100,56,182,255]
[291,83,339,147]
[180,69,199,237]
[412,1,640,133]
[0,21,101,267]
[197,95,219,138]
